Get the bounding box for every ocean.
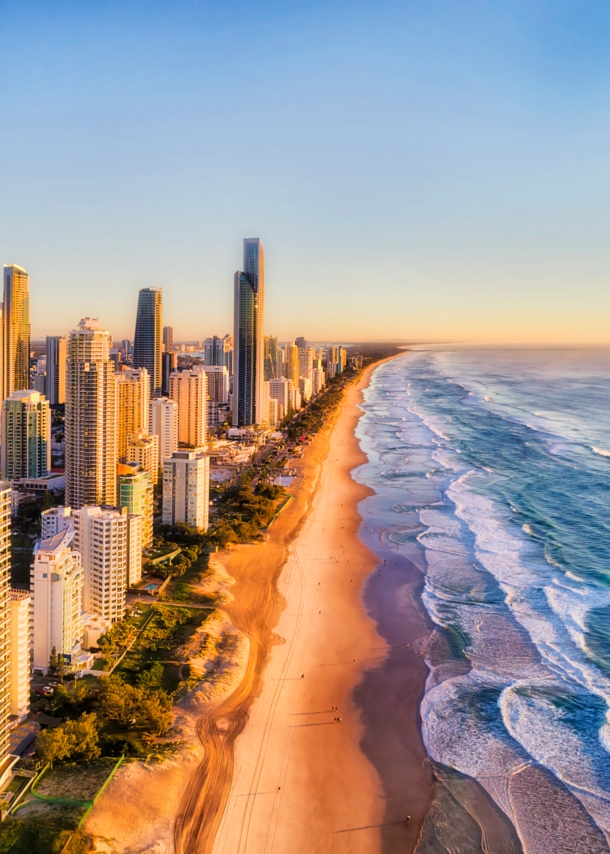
[356,349,610,853]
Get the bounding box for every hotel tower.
[233,238,265,426]
[2,265,30,400]
[133,287,163,398]
[65,318,117,509]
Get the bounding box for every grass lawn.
[0,806,86,854]
[35,758,118,802]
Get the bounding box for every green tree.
[64,713,101,762]
[49,646,58,674]
[36,726,72,766]
[137,661,164,687]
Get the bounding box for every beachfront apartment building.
[73,506,138,623]
[162,450,210,532]
[30,529,83,671]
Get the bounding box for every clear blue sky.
[2,0,610,343]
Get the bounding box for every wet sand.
[210,361,432,854]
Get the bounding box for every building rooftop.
[36,528,74,554]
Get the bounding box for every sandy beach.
[208,360,432,854]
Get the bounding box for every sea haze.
[356,349,610,853]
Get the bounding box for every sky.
[1,0,610,344]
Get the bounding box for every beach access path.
[199,360,431,854]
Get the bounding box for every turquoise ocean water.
[356,350,610,853]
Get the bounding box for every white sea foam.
[593,447,610,458]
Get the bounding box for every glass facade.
[133,287,162,398]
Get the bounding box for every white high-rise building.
[30,529,83,672]
[10,589,30,719]
[150,397,179,466]
[162,450,209,532]
[41,506,73,539]
[73,506,138,623]
[169,370,207,449]
[65,318,117,509]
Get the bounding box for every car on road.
[35,686,54,696]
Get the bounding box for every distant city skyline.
[2,3,610,345]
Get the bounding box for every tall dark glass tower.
[233,239,264,426]
[133,287,162,398]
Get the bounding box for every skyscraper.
[1,390,51,481]
[3,265,30,400]
[163,325,173,353]
[46,336,68,405]
[133,287,162,398]
[65,318,117,509]
[233,238,265,426]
